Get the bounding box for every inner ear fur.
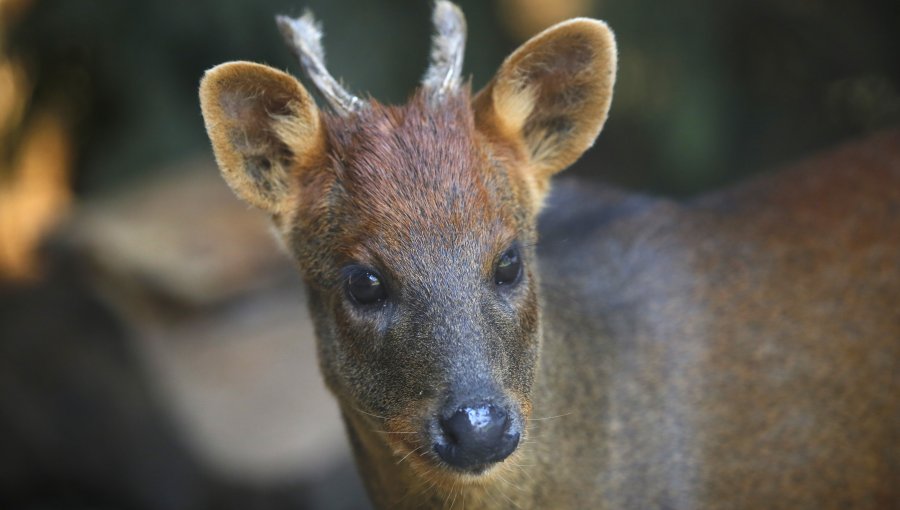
[199,61,324,214]
[474,19,617,184]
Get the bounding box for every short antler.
[422,1,467,102]
[276,12,366,116]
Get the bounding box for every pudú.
[199,2,900,508]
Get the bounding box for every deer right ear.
[199,62,324,214]
[474,19,616,203]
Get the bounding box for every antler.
[276,12,367,116]
[422,1,467,101]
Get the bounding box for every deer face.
[199,2,615,478]
[299,90,540,474]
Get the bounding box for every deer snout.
[432,402,521,472]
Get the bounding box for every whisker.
[353,406,389,420]
[409,470,439,503]
[485,485,504,509]
[512,462,536,485]
[445,477,458,509]
[396,444,425,465]
[419,476,439,501]
[449,484,459,510]
[423,485,438,502]
[508,460,536,469]
[493,472,523,509]
[396,466,437,505]
[528,411,573,421]
[496,471,525,493]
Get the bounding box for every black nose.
[434,404,520,471]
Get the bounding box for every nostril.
[435,404,519,471]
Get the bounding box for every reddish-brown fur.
[199,5,899,508]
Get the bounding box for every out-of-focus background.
[0,0,897,508]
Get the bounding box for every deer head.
[199,0,615,481]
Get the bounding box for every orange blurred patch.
[0,0,34,28]
[0,108,72,280]
[496,0,592,40]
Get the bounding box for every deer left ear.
[199,61,325,215]
[474,19,617,200]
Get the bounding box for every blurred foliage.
[596,0,900,192]
[7,0,900,196]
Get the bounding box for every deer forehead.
[315,93,525,266]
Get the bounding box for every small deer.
[199,3,899,508]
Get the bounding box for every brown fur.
[199,6,899,509]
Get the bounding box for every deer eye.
[346,268,388,306]
[494,246,522,286]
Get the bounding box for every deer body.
[199,3,899,508]
[531,138,900,508]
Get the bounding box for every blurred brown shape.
[0,56,28,133]
[0,0,73,281]
[496,0,592,40]
[65,159,289,313]
[0,0,34,29]
[61,160,357,485]
[0,105,72,281]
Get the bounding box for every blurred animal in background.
[198,1,900,508]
